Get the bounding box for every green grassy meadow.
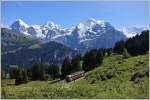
[1,54,149,99]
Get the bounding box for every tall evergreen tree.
[9,66,18,79]
[31,63,45,80]
[61,57,72,78]
[82,51,90,72]
[97,50,104,65]
[83,49,104,72]
[48,64,60,79]
[113,40,125,54]
[22,70,28,83]
[15,68,23,85]
[71,55,82,73]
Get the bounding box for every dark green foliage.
[100,75,107,81]
[113,40,125,54]
[27,69,32,80]
[47,64,60,80]
[96,50,104,65]
[15,68,28,85]
[130,71,148,81]
[106,48,112,56]
[22,70,28,83]
[15,68,22,85]
[71,55,82,73]
[31,63,45,80]
[61,57,72,78]
[89,78,96,84]
[125,30,149,56]
[60,54,82,78]
[9,66,19,79]
[43,74,50,81]
[122,48,130,59]
[113,30,149,56]
[82,49,104,72]
[99,71,114,81]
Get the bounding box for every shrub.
[43,74,50,81]
[90,78,96,84]
[130,71,146,81]
[122,48,130,59]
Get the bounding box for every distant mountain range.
[1,18,146,69]
[1,28,76,70]
[9,18,145,51]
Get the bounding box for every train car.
[66,71,85,82]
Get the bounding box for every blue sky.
[1,1,148,29]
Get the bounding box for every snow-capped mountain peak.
[86,18,96,24]
[44,21,59,29]
[77,23,85,29]
[86,18,106,25]
[85,18,114,30]
[13,19,29,28]
[86,18,97,27]
[10,19,30,35]
[8,18,129,51]
[97,20,105,24]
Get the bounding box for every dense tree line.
[6,47,114,85]
[125,30,149,56]
[61,49,111,76]
[46,64,60,80]
[61,55,82,78]
[113,40,125,54]
[82,49,104,72]
[29,63,60,81]
[7,48,108,85]
[113,30,149,56]
[9,66,28,85]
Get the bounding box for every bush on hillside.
[122,48,130,59]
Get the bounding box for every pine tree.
[97,50,104,65]
[22,70,28,83]
[113,40,125,54]
[83,49,104,72]
[107,48,112,56]
[61,57,72,78]
[9,66,19,79]
[82,51,90,72]
[40,64,45,80]
[31,63,45,80]
[15,68,23,85]
[48,64,60,79]
[71,55,81,73]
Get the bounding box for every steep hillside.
[2,54,149,99]
[1,28,76,70]
[2,41,76,70]
[1,28,39,53]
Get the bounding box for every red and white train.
[66,71,85,82]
